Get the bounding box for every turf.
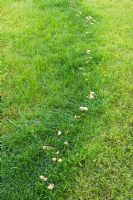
[1,0,133,199]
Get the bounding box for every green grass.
[1,0,133,199]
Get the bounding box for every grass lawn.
[1,0,133,199]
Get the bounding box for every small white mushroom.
[79,106,88,111]
[89,16,93,19]
[42,146,47,149]
[87,91,95,99]
[58,158,63,163]
[64,141,69,145]
[47,183,55,190]
[39,175,48,182]
[42,145,53,150]
[87,50,91,54]
[52,157,57,162]
[74,115,80,119]
[55,151,60,155]
[58,131,62,136]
